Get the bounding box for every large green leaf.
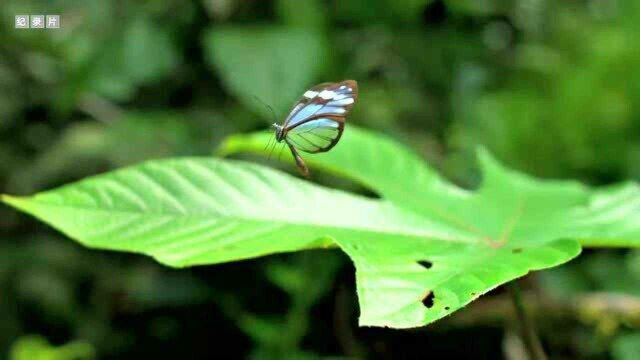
[2,158,451,269]
[4,127,640,329]
[203,26,327,119]
[216,127,640,328]
[219,127,640,249]
[0,155,576,329]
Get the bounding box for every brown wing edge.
[311,80,356,152]
[340,79,359,105]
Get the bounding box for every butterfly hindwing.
[286,117,343,153]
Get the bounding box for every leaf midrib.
[5,196,476,244]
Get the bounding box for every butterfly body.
[273,80,358,177]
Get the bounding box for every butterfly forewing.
[283,80,358,129]
[286,117,343,153]
[282,80,357,154]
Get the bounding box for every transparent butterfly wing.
[282,80,357,154]
[286,117,344,153]
[283,80,358,129]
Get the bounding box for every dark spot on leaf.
[444,306,450,310]
[471,292,476,296]
[512,248,523,254]
[421,291,435,308]
[417,260,433,269]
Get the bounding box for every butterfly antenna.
[251,95,281,153]
[251,95,279,124]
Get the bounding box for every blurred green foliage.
[1,0,639,358]
[9,335,94,360]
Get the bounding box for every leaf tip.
[1,194,34,214]
[1,194,21,207]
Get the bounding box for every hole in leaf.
[444,306,450,310]
[417,260,433,269]
[421,291,435,308]
[512,248,523,254]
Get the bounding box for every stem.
[508,281,548,360]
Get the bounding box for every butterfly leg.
[286,142,310,178]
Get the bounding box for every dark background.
[1,0,640,359]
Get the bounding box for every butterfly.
[271,80,358,177]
